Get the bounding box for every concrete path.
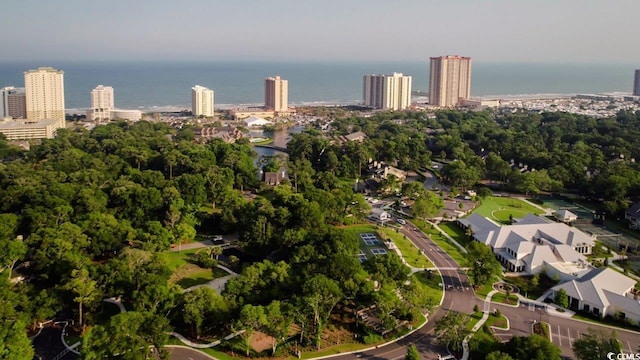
[461,290,499,360]
[103,297,126,313]
[168,330,245,349]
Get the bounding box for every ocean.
[0,61,636,112]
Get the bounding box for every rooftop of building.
[0,118,61,129]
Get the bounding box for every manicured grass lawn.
[472,196,544,224]
[413,271,444,307]
[163,249,200,271]
[438,221,471,247]
[491,292,519,306]
[379,228,434,268]
[466,311,508,331]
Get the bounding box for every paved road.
[332,223,640,360]
[167,345,217,360]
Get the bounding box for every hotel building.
[192,85,215,117]
[1,87,26,119]
[264,76,288,113]
[634,69,640,96]
[0,118,64,140]
[363,72,412,110]
[24,67,65,126]
[429,55,471,107]
[90,85,114,121]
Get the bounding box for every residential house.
[369,208,390,222]
[549,267,640,323]
[625,202,640,230]
[262,168,288,186]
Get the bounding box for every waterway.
[251,125,305,160]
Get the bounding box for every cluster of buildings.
[229,75,294,120]
[0,67,66,140]
[88,85,142,122]
[459,212,640,323]
[362,55,474,111]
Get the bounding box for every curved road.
[330,223,640,360]
[170,222,640,360]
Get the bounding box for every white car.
[396,218,406,225]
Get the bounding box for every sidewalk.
[461,290,499,360]
[428,221,468,254]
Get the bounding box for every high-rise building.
[634,69,640,96]
[192,85,215,117]
[90,85,114,121]
[24,67,65,126]
[264,76,288,112]
[1,87,26,119]
[429,55,472,107]
[363,72,412,110]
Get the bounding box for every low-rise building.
[244,116,273,128]
[549,267,640,323]
[110,109,142,121]
[554,209,578,223]
[458,213,595,280]
[625,202,640,230]
[0,118,64,140]
[370,208,390,222]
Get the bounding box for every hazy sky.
[2,0,638,63]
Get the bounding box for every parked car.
[396,218,406,225]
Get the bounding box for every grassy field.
[163,249,201,271]
[413,271,444,307]
[379,228,434,268]
[438,221,471,247]
[472,196,544,224]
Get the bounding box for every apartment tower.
[24,67,65,125]
[1,87,26,119]
[634,69,640,96]
[429,56,472,107]
[363,72,412,110]
[192,85,215,117]
[90,85,114,121]
[264,76,288,112]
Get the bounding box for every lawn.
[491,292,519,306]
[438,221,471,247]
[413,270,444,307]
[472,196,544,224]
[466,311,508,331]
[379,228,434,268]
[163,249,201,271]
[164,249,229,289]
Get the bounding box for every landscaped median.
[378,228,434,268]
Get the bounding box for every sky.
[1,0,639,63]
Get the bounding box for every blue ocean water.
[0,61,636,111]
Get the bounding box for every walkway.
[461,290,499,360]
[183,264,239,293]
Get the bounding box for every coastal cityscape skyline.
[1,61,638,111]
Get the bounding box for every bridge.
[254,144,288,153]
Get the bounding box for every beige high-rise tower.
[264,76,288,112]
[192,85,215,117]
[363,72,412,110]
[90,85,114,121]
[24,67,65,125]
[429,56,471,107]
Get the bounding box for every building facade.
[90,85,114,121]
[0,118,64,140]
[363,72,412,110]
[264,76,288,112]
[1,87,26,119]
[192,85,215,117]
[429,55,471,107]
[634,69,640,96]
[24,67,65,126]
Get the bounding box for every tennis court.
[360,233,381,246]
